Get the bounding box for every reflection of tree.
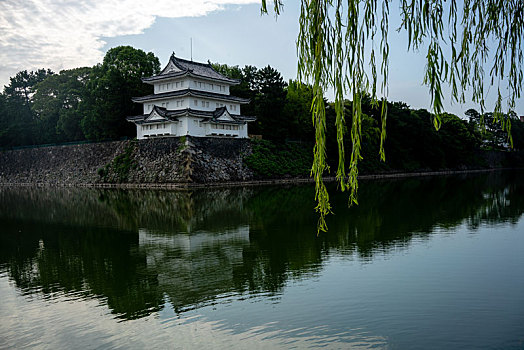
[0,170,522,321]
[323,171,524,257]
[0,220,163,320]
[0,187,138,231]
[466,171,524,228]
[0,186,254,233]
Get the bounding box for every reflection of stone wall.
[0,137,254,185]
[3,172,522,321]
[0,186,255,234]
[0,186,139,230]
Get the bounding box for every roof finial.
[171,51,176,61]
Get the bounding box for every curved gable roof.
[127,106,256,124]
[132,88,250,104]
[144,53,240,85]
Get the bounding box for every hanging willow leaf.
[261,0,524,233]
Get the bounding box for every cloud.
[0,0,259,88]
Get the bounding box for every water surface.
[1,171,523,349]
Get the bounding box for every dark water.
[1,171,523,349]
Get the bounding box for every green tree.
[0,94,8,146]
[32,67,92,143]
[283,80,315,142]
[80,46,160,140]
[252,65,288,140]
[0,69,54,146]
[466,108,512,150]
[511,116,524,151]
[439,113,478,167]
[211,62,243,80]
[262,0,524,232]
[211,63,258,116]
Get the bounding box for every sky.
[0,0,522,117]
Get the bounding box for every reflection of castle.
[2,172,522,320]
[139,226,250,253]
[138,227,251,312]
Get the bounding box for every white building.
[127,53,256,139]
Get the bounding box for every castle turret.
[127,54,255,139]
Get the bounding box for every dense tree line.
[1,45,522,174]
[213,62,523,173]
[0,46,159,146]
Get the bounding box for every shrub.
[244,139,311,178]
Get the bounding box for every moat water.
[1,171,523,349]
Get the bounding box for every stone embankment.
[1,137,521,187]
[0,137,254,186]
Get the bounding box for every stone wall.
[0,141,128,185]
[0,137,254,185]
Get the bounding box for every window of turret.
[181,81,184,87]
[206,102,209,108]
[194,100,198,106]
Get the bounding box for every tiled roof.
[132,88,250,104]
[126,106,256,124]
[143,54,240,84]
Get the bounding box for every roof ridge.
[132,88,250,103]
[175,56,211,68]
[168,54,240,83]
